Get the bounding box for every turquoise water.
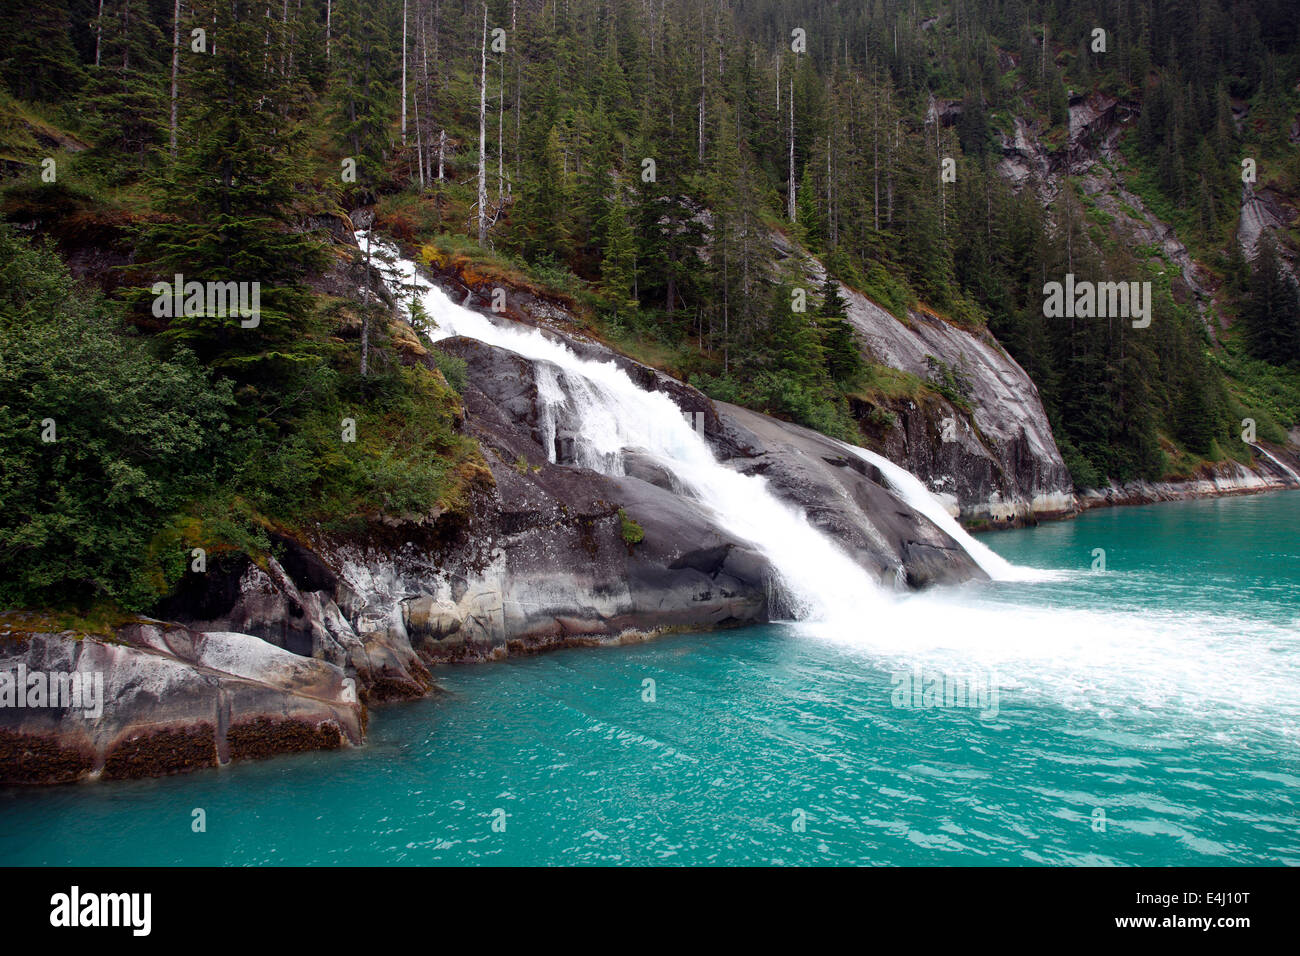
[3,492,1298,866]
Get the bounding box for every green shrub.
[0,226,232,610]
[431,349,468,393]
[618,508,644,547]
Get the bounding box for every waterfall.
[1250,443,1300,485]
[358,232,1034,619]
[834,442,1048,582]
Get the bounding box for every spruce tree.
[141,0,328,382]
[600,181,638,324]
[1241,236,1300,366]
[331,0,395,196]
[817,274,863,386]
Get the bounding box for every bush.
[618,508,644,547]
[431,349,468,393]
[1058,439,1103,491]
[0,227,232,610]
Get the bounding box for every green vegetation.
[0,227,230,609]
[0,221,482,612]
[617,508,644,548]
[0,2,486,615]
[1,0,1299,622]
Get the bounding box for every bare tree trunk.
[872,79,879,232]
[415,110,424,186]
[888,115,898,227]
[326,0,331,61]
[414,1,425,187]
[432,0,442,181]
[289,0,300,76]
[697,43,704,164]
[477,2,488,245]
[826,132,833,244]
[400,0,408,146]
[419,0,430,183]
[497,48,504,202]
[787,76,795,221]
[95,0,103,67]
[512,0,519,195]
[170,0,180,157]
[360,234,371,378]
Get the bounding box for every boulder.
[0,624,363,785]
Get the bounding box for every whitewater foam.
[834,441,1060,583]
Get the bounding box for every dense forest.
[1,0,1299,611]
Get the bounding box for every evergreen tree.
[1240,236,1300,366]
[599,180,637,324]
[0,0,85,102]
[817,274,862,386]
[140,0,328,381]
[331,0,395,196]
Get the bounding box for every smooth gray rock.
[0,624,363,785]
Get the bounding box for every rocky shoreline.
[1074,456,1300,512]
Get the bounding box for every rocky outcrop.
[768,232,1075,525]
[137,328,981,687]
[414,332,983,630]
[1077,452,1300,510]
[6,301,989,786]
[1238,183,1297,283]
[992,88,1300,492]
[998,94,1215,326]
[0,623,362,785]
[713,402,983,587]
[844,294,1075,525]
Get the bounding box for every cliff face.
[996,90,1300,496]
[770,234,1076,525]
[841,290,1075,525]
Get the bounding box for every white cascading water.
[356,234,1300,733]
[834,441,1051,582]
[357,232,1032,622]
[1250,442,1300,485]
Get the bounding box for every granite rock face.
[768,232,1076,525]
[711,402,983,588]
[840,291,1076,525]
[0,624,362,785]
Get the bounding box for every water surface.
[2,492,1297,866]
